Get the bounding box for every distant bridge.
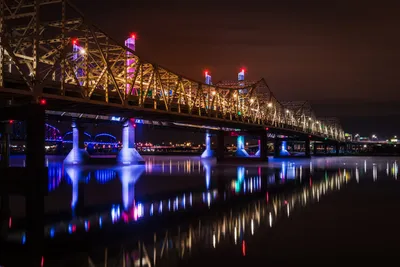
[44,123,118,146]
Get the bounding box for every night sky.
[73,0,400,138]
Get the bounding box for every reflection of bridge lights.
[111,205,121,223]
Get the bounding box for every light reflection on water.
[5,156,400,254]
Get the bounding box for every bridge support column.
[274,139,280,157]
[235,135,249,157]
[64,122,90,165]
[335,142,340,156]
[25,105,46,267]
[201,131,214,158]
[324,143,328,154]
[255,139,261,157]
[0,122,11,167]
[305,139,311,157]
[216,131,225,162]
[0,122,12,239]
[258,130,268,161]
[117,119,144,165]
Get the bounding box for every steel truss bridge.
[43,123,118,145]
[0,0,345,141]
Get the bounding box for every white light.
[267,103,272,108]
[250,98,254,103]
[79,48,86,55]
[211,91,216,96]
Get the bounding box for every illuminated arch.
[63,131,92,142]
[94,133,117,143]
[45,123,63,141]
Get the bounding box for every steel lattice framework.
[0,0,345,141]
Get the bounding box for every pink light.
[8,217,12,228]
[9,120,14,124]
[41,256,44,267]
[40,98,46,105]
[284,200,288,205]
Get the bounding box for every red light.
[9,120,14,124]
[130,33,136,39]
[133,124,136,128]
[71,38,78,45]
[265,127,269,131]
[241,68,245,73]
[8,217,12,228]
[309,135,312,138]
[242,240,246,256]
[40,99,46,105]
[204,70,209,76]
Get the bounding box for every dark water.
[5,155,400,266]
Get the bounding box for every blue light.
[150,203,154,216]
[68,224,73,234]
[99,217,103,228]
[135,119,144,124]
[94,133,117,141]
[111,205,121,222]
[49,228,55,238]
[137,203,144,218]
[159,201,163,213]
[84,221,90,231]
[21,233,26,244]
[111,116,121,121]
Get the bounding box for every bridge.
[0,0,348,165]
[43,123,118,145]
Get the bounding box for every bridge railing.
[0,0,344,141]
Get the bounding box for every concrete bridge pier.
[201,131,214,158]
[274,139,280,157]
[258,130,268,161]
[64,121,90,165]
[335,142,340,156]
[305,139,311,157]
[313,142,318,155]
[216,131,225,162]
[117,119,144,165]
[0,123,12,239]
[235,135,249,157]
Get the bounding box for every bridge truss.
[0,0,345,141]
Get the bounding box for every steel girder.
[0,0,345,141]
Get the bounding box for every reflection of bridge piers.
[65,164,145,217]
[119,165,145,211]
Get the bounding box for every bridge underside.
[0,87,334,142]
